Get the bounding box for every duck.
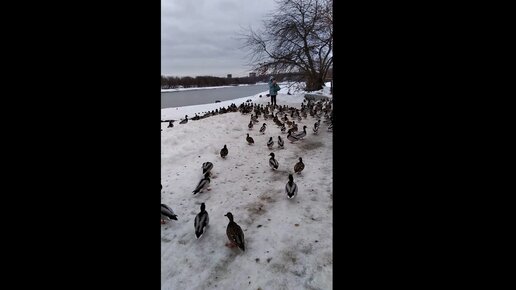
[293,126,307,139]
[287,131,300,143]
[277,136,284,148]
[220,144,228,158]
[179,115,188,124]
[259,123,267,134]
[291,122,298,132]
[194,203,209,239]
[224,212,245,251]
[202,162,213,174]
[167,120,174,128]
[313,119,321,134]
[161,204,178,224]
[267,137,274,149]
[248,120,254,130]
[280,123,286,133]
[269,152,279,170]
[193,172,211,195]
[285,174,298,199]
[246,133,254,145]
[294,157,305,174]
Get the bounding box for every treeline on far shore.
[160,72,316,89]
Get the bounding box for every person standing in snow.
[269,76,280,108]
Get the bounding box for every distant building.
[249,72,256,78]
[227,74,232,78]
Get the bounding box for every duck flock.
[161,93,334,288]
[161,97,333,254]
[162,99,333,133]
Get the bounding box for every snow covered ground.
[161,83,333,290]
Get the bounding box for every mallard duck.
[194,203,209,239]
[246,133,254,145]
[287,131,300,143]
[313,119,321,134]
[224,212,245,251]
[277,136,284,148]
[220,144,228,158]
[167,120,173,128]
[179,115,188,124]
[259,123,267,134]
[269,152,279,170]
[291,121,298,132]
[161,204,178,224]
[202,162,213,174]
[293,126,307,139]
[267,137,274,149]
[294,157,304,174]
[248,120,254,130]
[193,172,210,195]
[285,174,298,199]
[251,114,259,124]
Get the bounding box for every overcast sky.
[161,0,278,78]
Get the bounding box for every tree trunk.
[305,74,325,91]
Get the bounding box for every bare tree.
[242,0,332,91]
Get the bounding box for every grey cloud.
[161,0,277,77]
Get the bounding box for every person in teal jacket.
[269,76,280,107]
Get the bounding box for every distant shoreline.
[161,83,267,93]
